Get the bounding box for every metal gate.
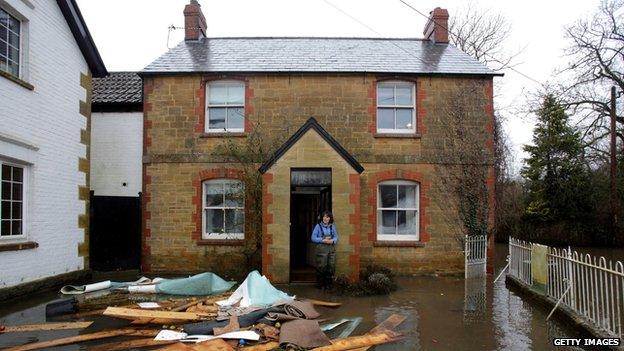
[465,235,487,278]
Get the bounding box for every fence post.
[567,246,575,311]
[465,237,468,279]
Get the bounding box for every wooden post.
[611,86,618,242]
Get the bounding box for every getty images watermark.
[553,338,620,347]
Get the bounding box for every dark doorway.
[89,191,141,271]
[290,168,331,282]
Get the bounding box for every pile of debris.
[0,271,405,350]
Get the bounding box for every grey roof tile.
[141,37,500,76]
[92,71,142,104]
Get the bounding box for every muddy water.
[282,245,584,350]
[0,244,595,350]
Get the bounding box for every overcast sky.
[75,0,602,174]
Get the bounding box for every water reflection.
[464,277,487,322]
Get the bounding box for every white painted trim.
[0,158,29,242]
[18,0,33,10]
[0,133,38,165]
[0,0,29,81]
[205,80,245,133]
[376,81,416,134]
[202,178,245,240]
[376,180,419,241]
[0,132,38,151]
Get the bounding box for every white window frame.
[0,159,27,240]
[376,81,416,134]
[202,178,244,240]
[205,80,245,133]
[0,5,22,78]
[376,180,419,241]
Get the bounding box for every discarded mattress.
[60,277,152,295]
[127,272,235,296]
[216,270,293,307]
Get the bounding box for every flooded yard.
[0,244,592,350]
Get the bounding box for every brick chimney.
[184,0,207,41]
[423,7,449,44]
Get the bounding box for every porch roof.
[259,117,364,174]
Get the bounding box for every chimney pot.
[423,7,449,44]
[184,0,207,41]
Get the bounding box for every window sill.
[197,239,244,246]
[200,132,247,138]
[0,241,39,252]
[0,71,34,90]
[373,240,425,247]
[374,133,421,139]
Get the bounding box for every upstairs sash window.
[376,81,416,134]
[206,81,245,132]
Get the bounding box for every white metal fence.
[548,247,624,337]
[508,237,624,338]
[465,235,487,279]
[509,238,532,286]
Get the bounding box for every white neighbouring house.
[91,72,143,198]
[0,0,106,294]
[89,72,143,271]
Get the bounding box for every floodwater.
[0,244,607,350]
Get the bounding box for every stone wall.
[262,130,360,283]
[142,73,494,276]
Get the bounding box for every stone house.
[140,1,500,282]
[0,0,106,296]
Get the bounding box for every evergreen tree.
[522,94,591,223]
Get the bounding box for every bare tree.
[449,3,523,71]
[557,0,623,160]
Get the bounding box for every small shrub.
[365,272,395,294]
[331,265,397,296]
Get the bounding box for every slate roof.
[92,72,142,111]
[259,117,364,174]
[142,37,500,76]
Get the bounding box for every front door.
[290,168,331,282]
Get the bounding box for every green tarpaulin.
[155,272,236,296]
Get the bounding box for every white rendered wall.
[0,0,90,288]
[91,112,143,197]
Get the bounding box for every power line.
[321,0,430,66]
[398,0,544,85]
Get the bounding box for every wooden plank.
[239,341,279,351]
[193,339,235,351]
[171,299,203,312]
[350,314,406,351]
[131,318,189,325]
[103,307,205,322]
[365,314,405,335]
[68,308,106,318]
[156,343,196,351]
[88,337,176,351]
[305,299,342,307]
[3,328,136,351]
[241,315,406,351]
[127,329,161,337]
[0,321,93,333]
[311,332,400,351]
